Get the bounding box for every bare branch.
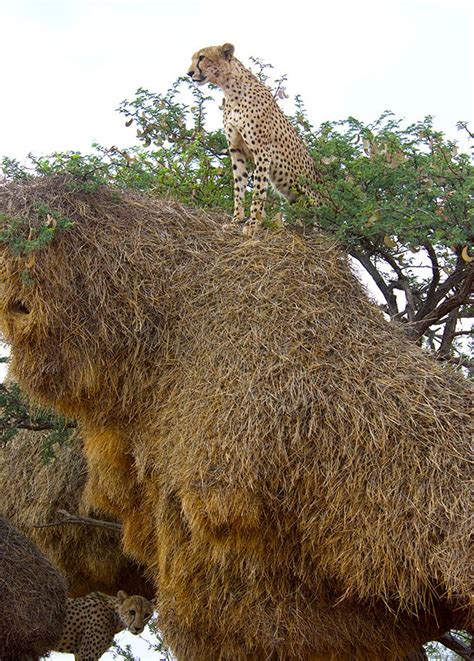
[415,262,472,322]
[350,249,399,317]
[438,309,460,358]
[436,353,474,372]
[377,248,405,280]
[33,509,122,532]
[437,633,472,661]
[371,247,420,322]
[410,266,474,339]
[457,121,474,140]
[422,242,441,309]
[0,419,77,432]
[397,278,417,322]
[453,330,473,338]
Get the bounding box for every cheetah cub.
[54,590,154,660]
[188,42,323,237]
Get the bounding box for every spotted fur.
[188,42,323,236]
[54,590,154,660]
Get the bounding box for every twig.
[437,309,460,358]
[411,266,474,338]
[437,633,472,661]
[422,242,441,309]
[350,249,399,317]
[453,330,474,338]
[415,261,472,322]
[33,509,122,532]
[0,419,77,431]
[436,353,474,372]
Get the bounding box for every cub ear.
[117,590,128,603]
[221,43,235,60]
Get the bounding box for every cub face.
[187,43,235,86]
[116,590,154,635]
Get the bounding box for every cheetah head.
[187,43,234,86]
[116,590,154,635]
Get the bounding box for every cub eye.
[144,612,150,618]
[198,55,205,63]
[129,609,136,616]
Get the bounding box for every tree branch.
[369,246,419,323]
[350,249,399,317]
[393,277,417,322]
[422,242,441,310]
[437,633,472,661]
[33,509,122,532]
[0,419,77,432]
[453,330,473,337]
[415,262,472,322]
[437,309,460,358]
[436,353,474,372]
[410,266,474,339]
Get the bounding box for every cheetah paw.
[222,217,245,231]
[242,221,259,238]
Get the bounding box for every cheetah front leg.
[227,146,249,226]
[222,124,250,228]
[243,147,271,237]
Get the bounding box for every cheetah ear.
[117,590,128,603]
[221,43,235,60]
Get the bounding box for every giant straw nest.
[0,516,67,659]
[0,428,153,598]
[0,176,471,660]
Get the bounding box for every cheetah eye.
[144,612,150,618]
[198,55,205,63]
[129,609,136,616]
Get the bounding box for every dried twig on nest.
[34,509,122,532]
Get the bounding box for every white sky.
[0,0,473,162]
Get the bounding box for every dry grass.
[0,516,67,659]
[0,175,471,659]
[0,428,154,598]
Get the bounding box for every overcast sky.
[0,0,473,163]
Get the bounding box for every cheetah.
[53,590,154,660]
[188,42,323,237]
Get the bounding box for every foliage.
[111,618,174,661]
[0,204,74,258]
[0,203,74,290]
[0,381,75,461]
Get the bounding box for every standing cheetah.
[53,590,154,660]
[188,42,323,236]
